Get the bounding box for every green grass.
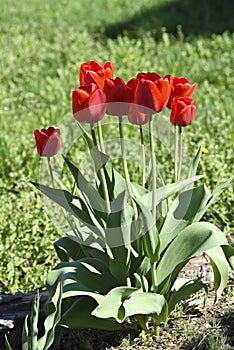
[0,0,233,293]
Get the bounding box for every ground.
[52,284,234,350]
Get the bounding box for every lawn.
[0,0,233,301]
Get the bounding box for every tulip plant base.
[50,284,234,350]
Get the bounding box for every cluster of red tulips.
[34,60,197,157]
[72,60,196,126]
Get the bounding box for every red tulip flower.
[170,96,196,127]
[128,104,149,125]
[136,72,161,82]
[72,83,106,123]
[134,77,171,114]
[165,75,196,109]
[105,77,133,116]
[34,127,61,157]
[80,61,114,89]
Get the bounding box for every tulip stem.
[97,121,105,153]
[151,261,158,293]
[139,125,146,187]
[118,117,138,216]
[90,123,111,213]
[48,156,88,254]
[118,116,133,193]
[47,157,55,187]
[148,115,157,220]
[178,126,183,181]
[174,125,178,182]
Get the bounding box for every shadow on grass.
[104,0,234,39]
[51,328,139,350]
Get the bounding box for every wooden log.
[0,290,48,349]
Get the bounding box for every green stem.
[178,126,183,181]
[153,325,160,336]
[174,125,178,182]
[47,157,55,187]
[118,117,131,185]
[151,261,158,293]
[118,117,138,217]
[90,123,111,213]
[139,125,146,187]
[48,157,88,255]
[97,121,105,153]
[148,115,157,220]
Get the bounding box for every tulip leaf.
[38,281,62,350]
[188,146,202,178]
[90,147,109,175]
[134,198,159,264]
[222,245,234,270]
[60,296,125,330]
[139,175,203,210]
[168,278,208,313]
[205,246,230,301]
[32,181,105,237]
[22,315,29,350]
[134,273,149,292]
[160,184,211,253]
[54,236,87,262]
[194,175,234,221]
[31,182,74,208]
[63,156,107,216]
[77,122,94,150]
[157,222,228,286]
[47,258,120,298]
[5,336,13,350]
[92,286,139,322]
[123,292,167,319]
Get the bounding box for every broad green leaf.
[90,147,109,172]
[131,182,148,198]
[30,291,40,350]
[107,191,134,241]
[134,198,160,264]
[108,245,131,284]
[98,165,115,202]
[38,282,62,350]
[205,246,230,301]
[160,184,211,253]
[168,278,208,313]
[63,156,107,215]
[5,336,13,350]
[32,182,106,239]
[222,245,234,270]
[92,286,139,322]
[136,256,151,276]
[134,273,149,292]
[54,237,87,262]
[195,175,234,221]
[113,169,125,197]
[66,225,104,248]
[139,176,203,210]
[47,258,120,297]
[31,182,73,209]
[22,315,29,350]
[60,296,125,330]
[77,122,94,150]
[105,191,133,282]
[157,222,228,286]
[188,146,202,178]
[123,292,167,319]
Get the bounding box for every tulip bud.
[170,97,196,127]
[34,127,61,157]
